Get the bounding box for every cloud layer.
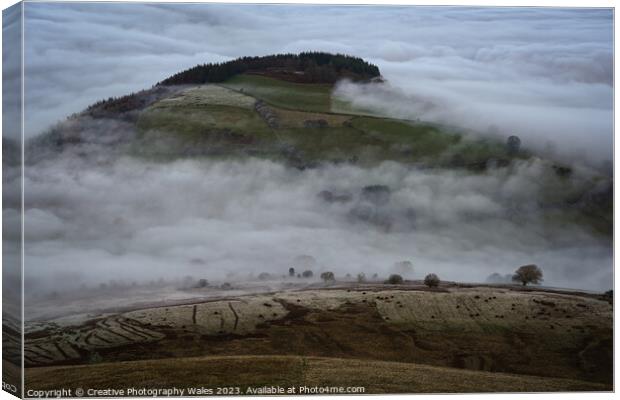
[22,4,612,163]
[4,151,611,295]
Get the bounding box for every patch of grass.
[138,104,270,139]
[350,117,461,160]
[156,85,257,109]
[275,126,370,162]
[269,116,466,166]
[25,355,610,393]
[273,108,352,129]
[134,103,278,160]
[222,74,333,113]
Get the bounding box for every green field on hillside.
[350,118,461,159]
[222,74,334,113]
[136,81,513,168]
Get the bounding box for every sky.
[21,3,613,162]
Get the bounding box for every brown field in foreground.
[22,284,613,394]
[25,355,610,394]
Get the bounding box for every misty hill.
[34,52,523,171]
[26,52,612,238]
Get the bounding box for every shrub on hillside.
[424,273,440,288]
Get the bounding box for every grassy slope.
[137,74,517,167]
[25,355,609,393]
[222,74,333,113]
[139,104,269,139]
[137,85,273,141]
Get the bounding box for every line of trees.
[157,52,381,86]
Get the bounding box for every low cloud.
[334,75,612,164]
[5,148,611,295]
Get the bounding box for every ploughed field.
[24,284,612,393]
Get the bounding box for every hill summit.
[158,52,381,85]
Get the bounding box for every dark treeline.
[86,93,144,114]
[157,52,381,85]
[83,86,175,118]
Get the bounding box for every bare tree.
[512,264,543,286]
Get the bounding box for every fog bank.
[5,155,610,295]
